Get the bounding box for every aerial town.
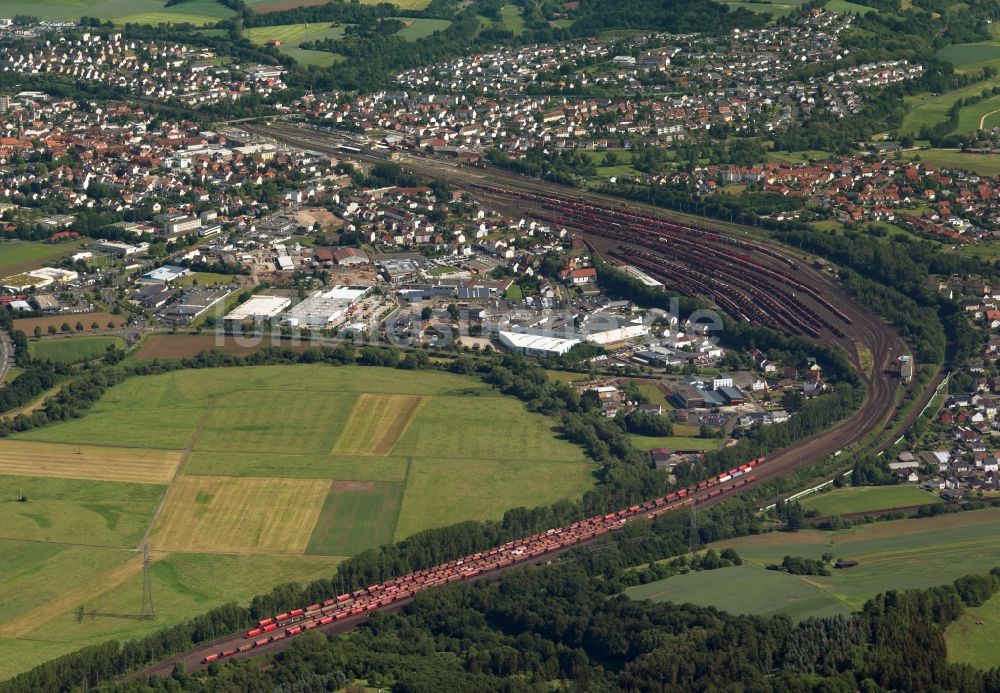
[2,1,1000,690]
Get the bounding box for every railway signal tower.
[139,544,155,621]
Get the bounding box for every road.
[0,329,14,383]
[126,122,939,678]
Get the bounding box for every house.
[559,267,597,284]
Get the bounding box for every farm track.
[126,123,935,677]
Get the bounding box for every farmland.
[628,509,1000,622]
[247,0,431,10]
[16,0,235,24]
[28,336,125,363]
[0,546,342,680]
[0,440,180,484]
[0,363,594,678]
[0,474,165,547]
[800,484,943,516]
[0,240,79,279]
[175,271,235,286]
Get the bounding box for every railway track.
[126,122,931,678]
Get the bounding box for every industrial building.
[140,265,190,283]
[499,330,580,357]
[578,313,648,345]
[285,286,370,328]
[223,294,291,326]
[92,240,149,256]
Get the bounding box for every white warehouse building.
[223,295,291,326]
[499,331,580,357]
[284,286,370,328]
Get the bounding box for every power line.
[140,544,155,621]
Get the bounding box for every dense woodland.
[24,562,1000,692]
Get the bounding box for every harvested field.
[331,394,425,456]
[248,0,330,12]
[14,312,125,335]
[132,334,311,360]
[0,440,179,484]
[150,476,329,554]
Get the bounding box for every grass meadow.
[947,588,1000,669]
[628,509,1000,623]
[0,241,78,278]
[19,0,235,24]
[800,485,943,516]
[28,336,124,363]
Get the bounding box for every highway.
[127,122,938,679]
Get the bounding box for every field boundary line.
[138,396,216,549]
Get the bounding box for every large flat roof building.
[499,330,580,357]
[223,295,291,325]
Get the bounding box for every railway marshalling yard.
[0,364,597,679]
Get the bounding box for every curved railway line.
[126,123,942,678]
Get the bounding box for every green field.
[18,0,237,24]
[28,336,124,364]
[900,79,1000,135]
[0,475,164,548]
[245,0,431,8]
[15,366,594,537]
[1,363,595,679]
[723,0,806,17]
[825,0,880,13]
[626,564,851,620]
[0,546,342,680]
[395,17,451,41]
[901,149,1000,176]
[245,23,347,67]
[0,241,77,278]
[801,485,943,516]
[497,4,526,33]
[947,589,1000,670]
[307,480,405,555]
[937,41,1000,74]
[628,509,1000,623]
[626,434,723,452]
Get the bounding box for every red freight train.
[204,458,765,663]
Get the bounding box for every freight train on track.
[200,458,765,665]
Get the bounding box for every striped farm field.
[132,334,312,360]
[150,476,329,554]
[0,440,179,484]
[331,393,425,456]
